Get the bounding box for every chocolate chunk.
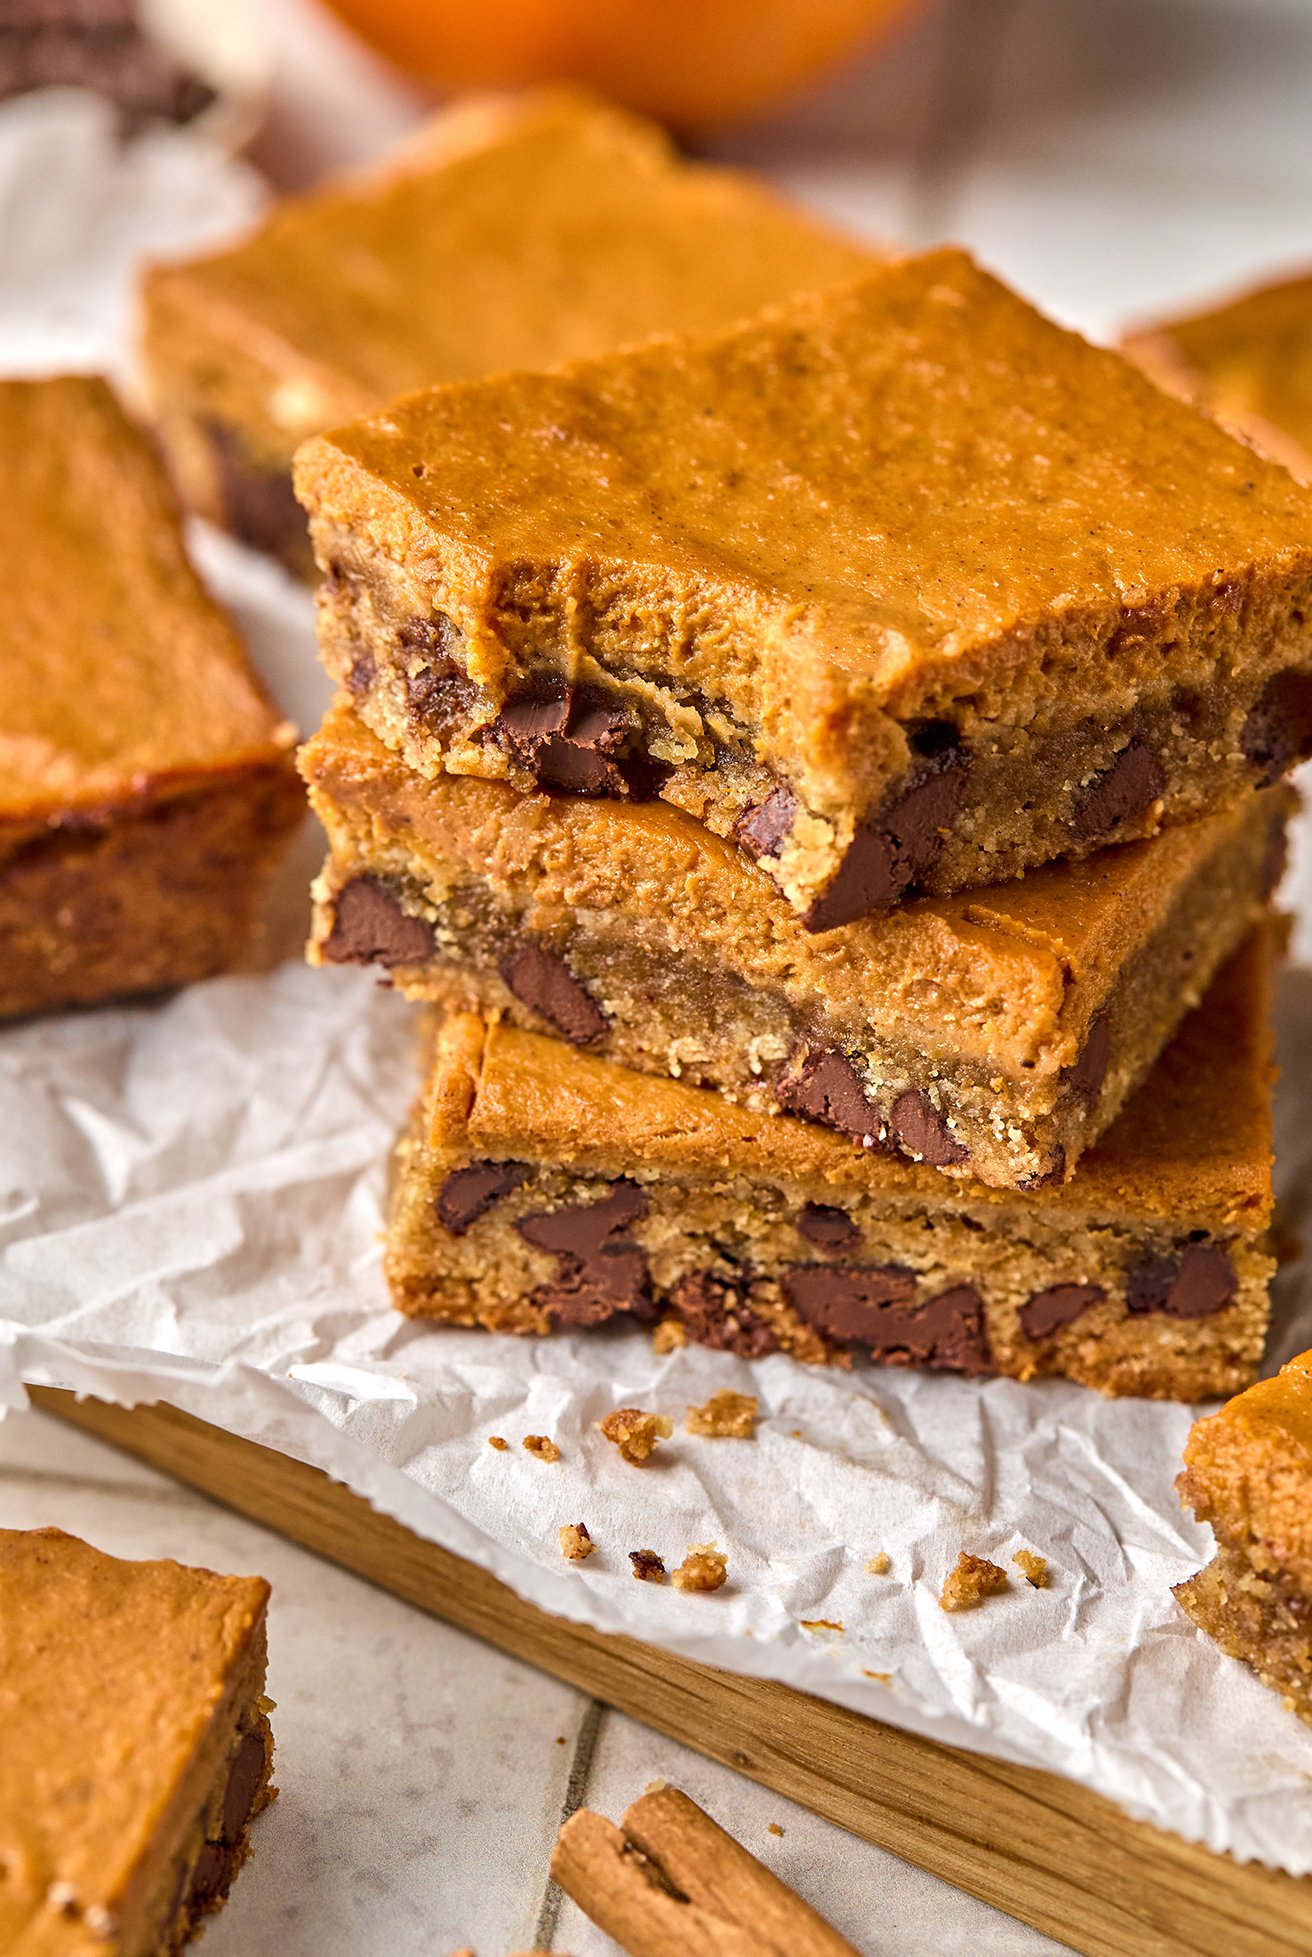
[436,1160,530,1235]
[221,1730,267,1845]
[1065,1011,1111,1104]
[498,683,642,795]
[1241,670,1312,786]
[1126,1243,1237,1319]
[670,1269,780,1357]
[320,876,434,968]
[400,614,475,723]
[1072,737,1165,841]
[784,1265,992,1375]
[777,1048,879,1144]
[1019,1282,1105,1340]
[804,745,969,932]
[888,1089,968,1167]
[735,784,799,861]
[500,943,608,1046]
[187,1840,230,1907]
[518,1181,652,1326]
[797,1201,861,1251]
[205,420,309,567]
[345,649,376,695]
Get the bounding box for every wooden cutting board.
[32,1387,1312,1957]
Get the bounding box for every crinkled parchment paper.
[2,94,1311,1874]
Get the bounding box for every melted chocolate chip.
[1240,670,1312,786]
[500,943,608,1046]
[1126,1243,1237,1319]
[1019,1282,1105,1340]
[784,1265,992,1375]
[205,420,309,568]
[804,745,969,932]
[670,1269,780,1357]
[1066,1012,1111,1104]
[399,615,474,723]
[345,649,376,695]
[888,1089,969,1167]
[797,1202,861,1251]
[221,1731,267,1845]
[735,784,800,861]
[320,876,434,968]
[1072,738,1165,841]
[777,1049,879,1144]
[436,1160,530,1235]
[497,683,655,796]
[518,1181,652,1326]
[187,1840,230,1907]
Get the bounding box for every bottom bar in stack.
[387,931,1277,1401]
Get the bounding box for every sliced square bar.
[1176,1349,1312,1724]
[303,699,1287,1192]
[0,1526,274,1952]
[296,247,1312,927]
[386,932,1275,1400]
[141,90,873,573]
[0,375,303,1019]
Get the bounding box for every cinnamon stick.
[551,1786,860,1957]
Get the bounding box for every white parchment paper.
[2,94,1311,1875]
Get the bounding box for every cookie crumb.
[644,1777,668,1794]
[767,1822,784,1837]
[600,1407,673,1465]
[630,1548,666,1583]
[652,1318,687,1353]
[559,1522,595,1562]
[1014,1549,1049,1588]
[866,1552,891,1576]
[789,1428,803,1439]
[555,1735,566,1745]
[487,1435,508,1451]
[800,1617,843,1634]
[685,1389,758,1439]
[672,1543,728,1593]
[940,1552,1009,1612]
[523,1434,560,1462]
[862,1669,892,1684]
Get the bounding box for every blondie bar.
[304,701,1287,1191]
[0,376,302,1019]
[296,248,1312,927]
[0,1526,274,1953]
[1176,1349,1312,1724]
[141,90,872,574]
[385,932,1275,1399]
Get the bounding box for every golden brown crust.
[1179,1349,1312,1590]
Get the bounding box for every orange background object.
[317,0,925,127]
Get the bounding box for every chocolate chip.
[345,649,376,695]
[777,1048,879,1144]
[1065,1012,1111,1104]
[630,1549,666,1582]
[804,745,969,932]
[670,1269,780,1357]
[497,683,644,795]
[1019,1282,1105,1340]
[1019,1147,1067,1192]
[400,613,459,658]
[888,1089,968,1167]
[205,419,309,568]
[518,1181,652,1326]
[1126,1243,1237,1319]
[436,1160,530,1235]
[399,615,474,723]
[797,1202,861,1251]
[1071,737,1165,841]
[500,943,608,1046]
[1240,670,1312,786]
[320,876,434,968]
[221,1730,267,1845]
[187,1840,230,1907]
[784,1265,992,1375]
[735,784,799,861]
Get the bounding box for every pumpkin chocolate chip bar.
[141,89,873,574]
[385,931,1276,1400]
[0,1526,275,1953]
[295,247,1312,928]
[0,375,302,1020]
[302,698,1288,1192]
[1175,1348,1312,1724]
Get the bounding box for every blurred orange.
[320,0,925,127]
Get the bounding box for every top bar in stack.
[296,247,1312,927]
[140,90,874,573]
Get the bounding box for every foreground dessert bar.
[0,1526,274,1952]
[296,248,1312,927]
[1176,1349,1312,1724]
[142,90,872,572]
[303,701,1287,1192]
[387,934,1275,1400]
[0,376,302,1019]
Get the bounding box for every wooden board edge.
[29,1387,1312,1957]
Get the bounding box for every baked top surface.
[147,91,872,422]
[0,376,294,824]
[1182,1349,1312,1577]
[426,928,1273,1229]
[0,1526,268,1945]
[299,247,1312,702]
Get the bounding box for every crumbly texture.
[142,90,872,573]
[671,1545,729,1593]
[685,1391,758,1439]
[487,1435,508,1450]
[600,1408,672,1465]
[303,701,1288,1192]
[560,1523,595,1561]
[940,1553,1010,1612]
[1014,1550,1049,1588]
[385,933,1276,1401]
[297,248,1312,924]
[866,1553,892,1576]
[0,1526,274,1956]
[523,1434,560,1462]
[629,1550,666,1583]
[0,376,302,1019]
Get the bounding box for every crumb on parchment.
[487,1436,508,1451]
[523,1434,560,1462]
[600,1407,673,1465]
[767,1822,784,1837]
[672,1544,728,1593]
[940,1552,1009,1612]
[685,1390,758,1439]
[652,1318,687,1353]
[1014,1549,1049,1587]
[559,1522,595,1561]
[866,1552,891,1575]
[630,1548,666,1583]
